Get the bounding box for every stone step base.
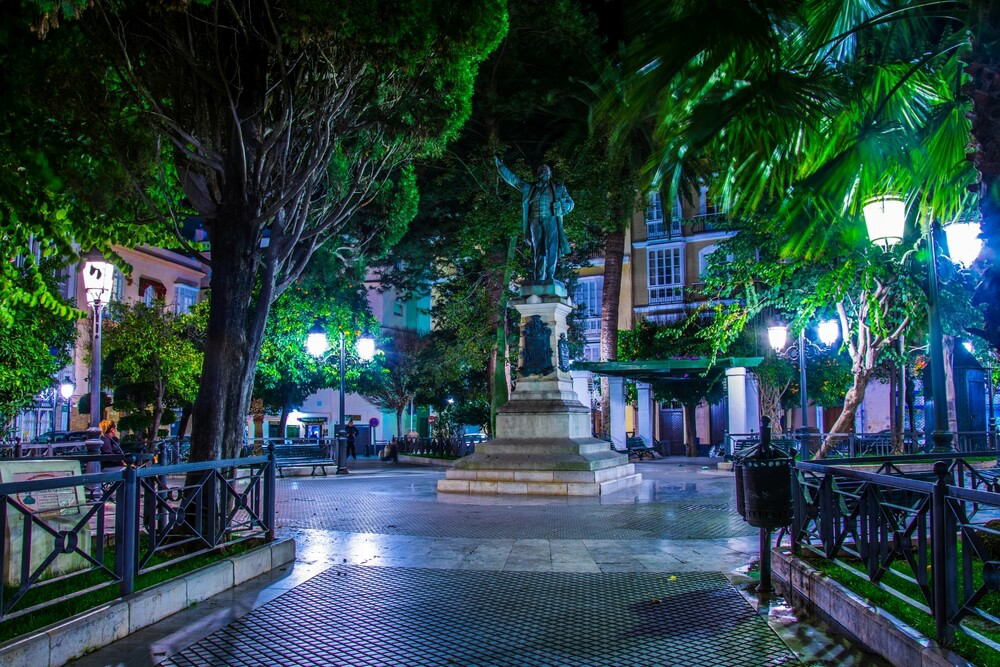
[437,473,641,496]
[437,467,641,496]
[444,463,634,483]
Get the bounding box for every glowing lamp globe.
[863,197,906,249]
[356,335,376,362]
[817,320,840,347]
[59,378,75,400]
[82,250,115,309]
[767,325,788,352]
[943,221,983,267]
[306,322,330,358]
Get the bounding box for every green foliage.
[375,0,611,429]
[620,0,978,259]
[254,250,375,416]
[101,300,203,440]
[806,354,855,409]
[0,261,76,431]
[356,333,432,433]
[0,3,170,326]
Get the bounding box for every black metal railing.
[0,449,275,622]
[790,454,1000,647]
[727,430,998,460]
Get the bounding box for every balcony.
[685,213,730,234]
[645,219,683,240]
[584,316,601,332]
[647,286,683,305]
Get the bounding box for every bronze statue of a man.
[495,157,575,282]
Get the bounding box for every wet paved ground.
[74,460,885,666]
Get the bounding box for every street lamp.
[863,198,956,451]
[306,323,376,473]
[768,320,839,456]
[55,376,74,432]
[82,250,114,487]
[943,220,984,268]
[863,196,906,250]
[59,377,75,400]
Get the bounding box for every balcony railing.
[647,286,683,304]
[645,219,683,240]
[685,213,729,234]
[583,316,601,332]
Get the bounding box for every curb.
[771,547,974,667]
[0,537,295,667]
[398,454,456,467]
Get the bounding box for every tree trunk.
[817,371,872,458]
[683,402,698,457]
[278,398,293,444]
[599,224,625,438]
[189,220,272,462]
[148,381,165,452]
[395,408,404,441]
[178,403,193,439]
[943,336,958,433]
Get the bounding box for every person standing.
[345,419,359,460]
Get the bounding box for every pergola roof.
[572,357,762,383]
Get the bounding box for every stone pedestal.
[438,282,641,496]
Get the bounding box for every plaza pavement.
[72,459,886,666]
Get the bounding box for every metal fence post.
[265,443,276,541]
[820,474,835,556]
[930,460,955,644]
[120,457,137,596]
[791,465,802,555]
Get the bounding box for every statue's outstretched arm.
[495,156,525,189]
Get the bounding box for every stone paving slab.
[275,472,756,541]
[162,565,797,667]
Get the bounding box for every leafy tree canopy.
[0,260,76,432]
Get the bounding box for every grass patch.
[0,536,263,644]
[799,549,1000,667]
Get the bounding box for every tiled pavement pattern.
[275,469,757,540]
[163,565,796,667]
[77,462,889,665]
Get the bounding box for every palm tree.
[614,1,993,453]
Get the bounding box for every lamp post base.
[929,430,954,454]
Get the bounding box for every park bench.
[271,444,335,477]
[625,436,656,460]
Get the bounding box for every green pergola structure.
[573,357,763,383]
[573,357,763,453]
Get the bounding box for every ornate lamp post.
[862,198,983,452]
[82,251,114,483]
[306,322,376,473]
[767,319,840,457]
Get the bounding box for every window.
[647,192,682,238]
[574,278,603,335]
[583,343,600,361]
[174,284,199,315]
[698,186,718,216]
[142,285,156,306]
[111,269,125,304]
[647,247,683,303]
[698,245,735,278]
[393,299,403,317]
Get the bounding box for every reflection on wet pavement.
[72,460,884,666]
